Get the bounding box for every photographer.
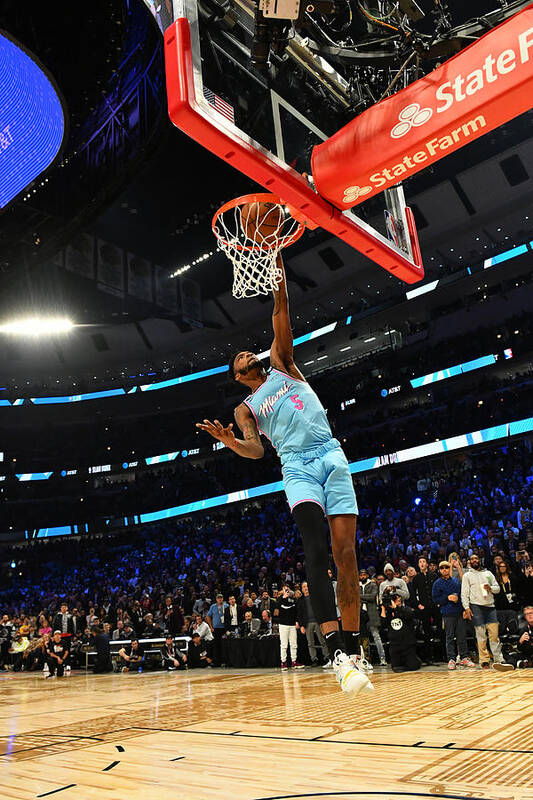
[274,583,303,670]
[380,594,421,673]
[161,634,187,671]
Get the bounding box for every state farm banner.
[312,7,533,208]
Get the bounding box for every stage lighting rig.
[243,0,531,112]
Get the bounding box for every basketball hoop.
[212,193,306,299]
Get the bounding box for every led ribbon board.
[312,7,533,208]
[0,31,66,209]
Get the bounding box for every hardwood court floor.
[1,665,532,800]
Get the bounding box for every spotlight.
[0,317,74,336]
[414,497,422,506]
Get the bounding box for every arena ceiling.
[0,0,532,384]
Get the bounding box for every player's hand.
[196,419,237,448]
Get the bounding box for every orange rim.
[212,192,306,252]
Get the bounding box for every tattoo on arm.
[242,420,260,442]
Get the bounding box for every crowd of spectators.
[1,350,531,531]
[1,439,532,676]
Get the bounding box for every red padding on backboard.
[164,19,424,284]
[405,207,422,269]
[312,6,533,209]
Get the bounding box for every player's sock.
[324,630,345,658]
[343,630,360,655]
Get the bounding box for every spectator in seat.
[245,597,261,619]
[187,632,212,668]
[161,634,187,670]
[379,563,410,602]
[122,622,136,640]
[46,631,69,678]
[432,561,475,670]
[193,614,214,645]
[0,615,13,671]
[494,561,521,635]
[461,553,510,670]
[113,620,127,640]
[224,595,243,635]
[496,606,533,671]
[360,569,387,666]
[91,625,113,673]
[24,633,49,671]
[259,591,274,614]
[380,594,420,673]
[240,610,261,638]
[37,614,52,637]
[296,581,328,666]
[118,638,144,672]
[259,609,273,635]
[9,629,30,672]
[143,613,162,638]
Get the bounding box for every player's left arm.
[270,254,305,382]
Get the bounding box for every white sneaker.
[352,647,373,674]
[43,664,49,677]
[332,650,374,695]
[322,659,333,669]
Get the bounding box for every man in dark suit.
[70,608,85,638]
[240,611,261,638]
[90,626,113,673]
[224,595,243,634]
[53,604,74,636]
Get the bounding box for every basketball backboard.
[151,0,425,282]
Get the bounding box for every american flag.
[203,87,235,124]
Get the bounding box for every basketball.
[240,201,284,243]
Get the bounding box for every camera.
[381,592,399,609]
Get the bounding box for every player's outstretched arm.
[196,405,264,459]
[270,254,305,381]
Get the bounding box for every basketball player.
[197,254,373,695]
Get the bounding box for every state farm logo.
[390,103,433,138]
[342,184,372,204]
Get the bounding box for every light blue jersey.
[242,367,357,515]
[243,368,332,464]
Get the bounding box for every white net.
[213,201,302,299]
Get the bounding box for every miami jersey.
[242,368,333,464]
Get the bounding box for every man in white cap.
[379,564,409,602]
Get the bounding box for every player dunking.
[197,255,373,695]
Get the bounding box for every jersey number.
[290,394,304,410]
